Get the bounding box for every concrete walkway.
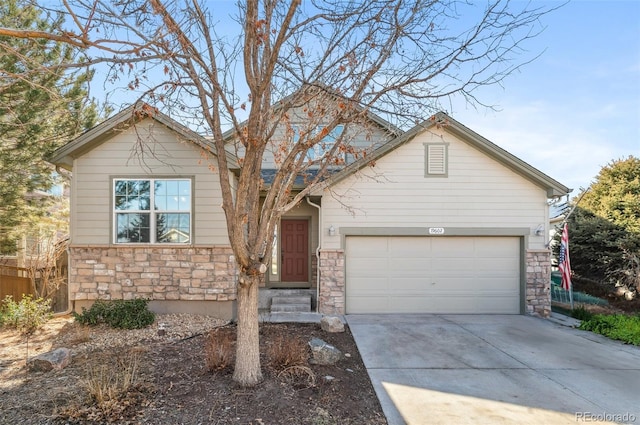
[346,314,640,425]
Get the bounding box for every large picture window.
[114,178,191,244]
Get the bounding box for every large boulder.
[320,316,345,333]
[28,348,71,372]
[309,338,343,365]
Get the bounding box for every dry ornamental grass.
[0,315,387,425]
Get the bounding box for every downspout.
[306,196,321,313]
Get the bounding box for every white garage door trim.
[345,234,524,314]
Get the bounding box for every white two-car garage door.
[345,236,521,314]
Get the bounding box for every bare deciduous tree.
[0,0,557,386]
[23,197,69,302]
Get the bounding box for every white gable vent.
[425,143,448,177]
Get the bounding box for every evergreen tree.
[580,156,640,234]
[0,0,97,254]
[565,156,640,290]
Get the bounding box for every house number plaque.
[428,227,445,235]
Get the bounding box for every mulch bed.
[0,319,388,425]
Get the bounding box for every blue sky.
[91,0,639,198]
[451,0,640,196]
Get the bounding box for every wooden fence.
[0,265,68,313]
[0,266,31,302]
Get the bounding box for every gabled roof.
[50,103,236,169]
[220,86,403,143]
[318,112,571,198]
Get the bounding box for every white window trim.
[270,224,279,278]
[112,177,193,244]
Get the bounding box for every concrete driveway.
[346,314,640,425]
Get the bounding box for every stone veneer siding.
[525,249,552,318]
[69,246,237,302]
[318,248,552,317]
[318,249,345,314]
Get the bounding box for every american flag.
[559,223,572,291]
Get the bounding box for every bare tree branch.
[0,0,560,386]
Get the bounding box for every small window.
[292,125,344,162]
[424,143,448,177]
[114,178,192,244]
[307,125,344,161]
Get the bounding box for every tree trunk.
[232,273,263,386]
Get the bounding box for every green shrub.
[1,295,52,335]
[74,299,155,329]
[73,299,109,326]
[579,314,640,346]
[570,305,594,321]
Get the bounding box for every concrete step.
[270,303,311,313]
[259,312,325,323]
[271,296,311,305]
[270,295,311,313]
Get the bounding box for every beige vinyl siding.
[231,107,395,168]
[322,128,549,250]
[71,118,228,245]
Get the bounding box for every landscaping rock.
[320,316,345,333]
[308,337,343,365]
[28,348,71,372]
[613,285,628,297]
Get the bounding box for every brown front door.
[281,219,309,282]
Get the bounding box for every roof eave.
[318,112,571,198]
[315,120,427,190]
[49,103,239,169]
[49,106,136,166]
[52,156,74,170]
[441,114,571,198]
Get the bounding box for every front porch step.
[270,296,311,313]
